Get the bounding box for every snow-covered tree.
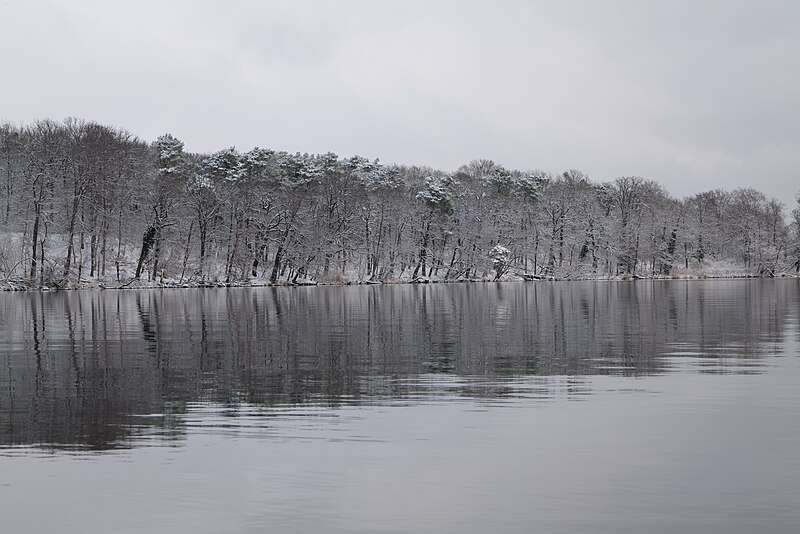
[135,133,188,279]
[489,244,511,280]
[790,193,800,272]
[412,174,459,278]
[203,147,243,183]
[0,118,795,287]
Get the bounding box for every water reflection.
[0,280,797,450]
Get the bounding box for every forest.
[1,118,799,288]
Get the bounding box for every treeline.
[1,118,799,287]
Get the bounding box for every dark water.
[1,280,799,533]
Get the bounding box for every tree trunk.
[29,204,41,281]
[198,221,208,279]
[135,225,157,279]
[63,185,81,278]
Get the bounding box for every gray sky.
[2,0,798,206]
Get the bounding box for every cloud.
[1,0,798,206]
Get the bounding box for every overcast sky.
[2,0,798,206]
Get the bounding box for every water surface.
[1,280,799,533]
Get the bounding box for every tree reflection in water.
[0,280,796,451]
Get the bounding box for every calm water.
[1,280,799,533]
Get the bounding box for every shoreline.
[2,272,798,292]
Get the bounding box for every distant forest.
[1,118,799,287]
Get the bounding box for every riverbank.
[2,271,798,291]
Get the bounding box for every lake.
[1,280,799,533]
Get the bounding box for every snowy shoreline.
[2,272,797,292]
